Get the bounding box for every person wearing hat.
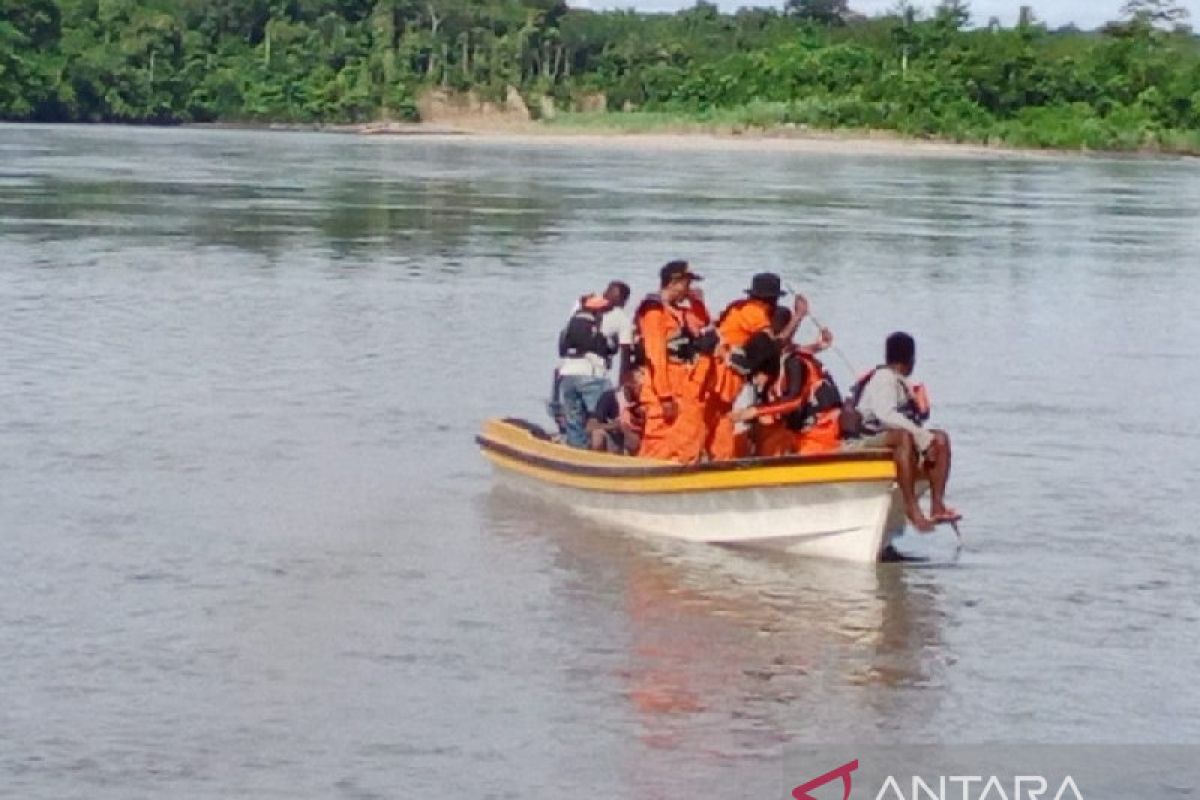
[633,260,713,464]
[718,272,787,349]
[704,272,808,460]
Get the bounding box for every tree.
[0,0,64,118]
[1,0,1199,157]
[785,0,851,27]
[1121,0,1190,28]
[0,0,62,48]
[933,0,970,30]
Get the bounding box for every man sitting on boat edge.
[852,331,960,533]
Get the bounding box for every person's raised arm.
[798,327,833,356]
[776,293,809,343]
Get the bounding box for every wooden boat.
[476,418,913,563]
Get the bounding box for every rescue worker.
[733,307,840,456]
[555,281,633,448]
[852,332,959,533]
[634,261,716,464]
[717,272,784,348]
[706,273,806,460]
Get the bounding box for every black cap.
[745,272,786,300]
[660,260,703,287]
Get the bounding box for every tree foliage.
[786,0,851,26]
[1,0,1199,151]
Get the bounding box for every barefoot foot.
[930,505,962,524]
[907,509,936,533]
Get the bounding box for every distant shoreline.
[179,118,1191,161]
[0,117,1163,161]
[434,121,1046,160]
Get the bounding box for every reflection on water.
[483,486,949,796]
[3,124,1200,798]
[2,177,562,265]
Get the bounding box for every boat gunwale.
[476,419,895,481]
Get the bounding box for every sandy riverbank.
[450,123,1033,158]
[351,119,1122,161]
[188,118,1179,160]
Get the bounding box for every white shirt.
[856,366,934,452]
[558,304,633,379]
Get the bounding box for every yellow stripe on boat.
[476,417,896,495]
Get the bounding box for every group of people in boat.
[549,260,960,531]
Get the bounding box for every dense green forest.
[2,0,1199,151]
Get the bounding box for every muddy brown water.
[2,124,1198,798]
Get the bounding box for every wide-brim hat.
[745,272,786,300]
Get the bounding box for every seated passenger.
[734,306,840,456]
[587,377,643,455]
[852,332,959,533]
[556,281,633,448]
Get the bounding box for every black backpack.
[558,301,613,362]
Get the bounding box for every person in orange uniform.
[634,261,715,464]
[734,306,841,456]
[706,273,803,460]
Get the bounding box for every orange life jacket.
[770,350,842,430]
[715,298,772,349]
[633,293,696,365]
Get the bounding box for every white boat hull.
[496,470,905,563]
[477,418,914,564]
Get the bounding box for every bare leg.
[589,424,607,452]
[884,430,935,533]
[925,430,958,519]
[621,425,641,457]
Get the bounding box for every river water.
[2,125,1198,798]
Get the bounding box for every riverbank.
[539,108,1200,158]
[172,119,1019,160]
[164,114,1195,160]
[323,116,1190,161]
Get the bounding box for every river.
[2,124,1198,798]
